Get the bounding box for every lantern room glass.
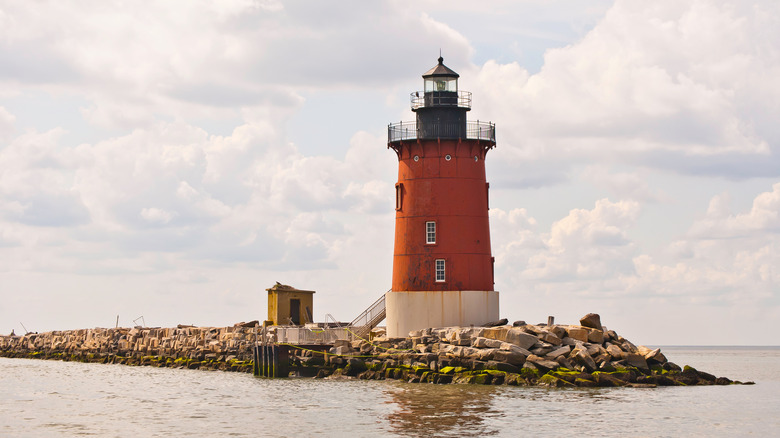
[424,77,457,93]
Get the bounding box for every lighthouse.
[384,57,499,338]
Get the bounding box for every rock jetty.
[0,314,751,387]
[296,313,751,387]
[0,324,258,372]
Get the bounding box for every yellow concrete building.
[266,283,315,326]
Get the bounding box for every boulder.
[472,337,502,349]
[531,346,554,356]
[606,344,624,359]
[546,345,571,359]
[538,331,562,346]
[585,343,605,357]
[482,318,508,327]
[561,337,578,346]
[638,346,666,363]
[623,353,649,370]
[571,348,597,372]
[697,370,717,382]
[599,362,617,372]
[587,329,604,344]
[555,356,574,370]
[620,340,638,353]
[481,327,508,342]
[504,329,538,350]
[476,348,496,361]
[461,347,480,358]
[539,374,574,388]
[414,344,430,354]
[579,313,603,331]
[593,353,611,366]
[438,344,454,354]
[333,339,351,349]
[499,342,532,356]
[663,362,682,372]
[548,325,567,339]
[486,360,521,374]
[492,349,527,366]
[593,372,625,387]
[566,327,589,343]
[526,355,560,373]
[512,320,526,327]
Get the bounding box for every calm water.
[1,347,778,437]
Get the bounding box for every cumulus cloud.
[494,199,640,294]
[0,114,394,276]
[688,183,780,239]
[0,106,14,139]
[494,185,779,310]
[0,1,476,131]
[581,165,666,202]
[475,0,780,184]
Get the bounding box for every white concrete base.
[384,290,499,338]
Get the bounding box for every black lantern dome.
[387,56,494,146]
[413,57,470,139]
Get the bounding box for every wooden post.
[261,326,267,377]
[547,316,555,326]
[272,345,277,379]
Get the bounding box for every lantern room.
[423,57,459,93]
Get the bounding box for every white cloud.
[494,199,640,293]
[0,113,393,276]
[581,165,666,202]
[475,0,780,184]
[494,184,779,315]
[140,207,176,225]
[0,106,14,139]
[689,183,780,239]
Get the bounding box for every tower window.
[426,221,436,244]
[395,183,403,211]
[435,259,445,282]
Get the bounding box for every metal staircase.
[348,292,387,338]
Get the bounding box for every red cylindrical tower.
[385,57,499,337]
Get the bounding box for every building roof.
[265,282,315,293]
[422,57,459,78]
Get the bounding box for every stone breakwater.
[0,324,258,372]
[294,314,752,387]
[0,314,752,387]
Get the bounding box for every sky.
[1,0,778,345]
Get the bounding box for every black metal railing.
[388,120,495,143]
[410,91,472,110]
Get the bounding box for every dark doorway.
[290,299,301,325]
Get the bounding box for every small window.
[395,183,403,210]
[435,259,445,282]
[426,221,436,244]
